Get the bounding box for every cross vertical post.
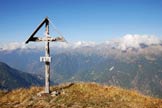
[45,19,50,93]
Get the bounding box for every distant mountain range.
[0,62,44,90]
[0,34,162,98]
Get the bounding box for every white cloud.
[117,34,161,50]
[0,34,161,51]
[73,41,96,48]
[51,41,96,49]
[0,42,26,51]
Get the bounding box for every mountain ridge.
[0,62,44,90]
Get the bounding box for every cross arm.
[25,17,49,44]
[51,36,66,42]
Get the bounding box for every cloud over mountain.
[0,34,161,51]
[0,42,25,51]
[117,34,162,50]
[46,34,162,51]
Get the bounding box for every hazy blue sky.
[0,0,162,42]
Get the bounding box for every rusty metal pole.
[45,20,50,93]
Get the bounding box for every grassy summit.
[0,82,162,108]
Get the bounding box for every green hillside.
[0,83,162,108]
[0,62,43,90]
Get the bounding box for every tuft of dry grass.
[0,82,162,108]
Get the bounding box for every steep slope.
[0,62,44,90]
[50,52,162,98]
[0,83,162,108]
